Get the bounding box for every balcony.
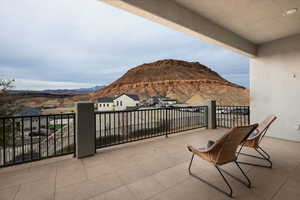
[0,127,299,200]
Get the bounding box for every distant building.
[159,97,177,105]
[95,97,114,111]
[95,94,140,111]
[152,96,177,106]
[152,96,164,105]
[113,94,140,110]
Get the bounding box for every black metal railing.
[0,113,75,167]
[216,106,250,128]
[95,106,208,148]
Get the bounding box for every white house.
[159,97,177,105]
[113,94,140,110]
[95,94,140,111]
[95,97,115,111]
[152,96,177,106]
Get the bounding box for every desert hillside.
[16,59,249,108]
[81,59,249,105]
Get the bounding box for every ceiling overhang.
[101,0,300,58]
[102,0,257,57]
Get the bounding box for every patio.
[0,128,299,200]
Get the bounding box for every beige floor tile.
[247,167,288,200]
[55,173,123,200]
[29,155,72,168]
[56,159,84,176]
[127,176,166,200]
[85,162,115,180]
[0,163,31,176]
[1,128,300,200]
[0,170,28,189]
[28,164,57,178]
[90,186,137,200]
[0,185,19,200]
[150,178,218,200]
[81,154,107,168]
[15,178,55,200]
[152,162,189,188]
[288,163,300,182]
[0,164,55,189]
[55,158,88,188]
[116,163,152,184]
[55,169,87,188]
[272,179,300,200]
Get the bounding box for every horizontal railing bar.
[0,113,75,120]
[94,106,208,114]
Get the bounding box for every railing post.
[206,100,216,129]
[247,106,250,125]
[75,101,95,158]
[165,108,168,138]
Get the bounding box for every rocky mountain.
[82,59,249,105]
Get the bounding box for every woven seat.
[239,115,277,168]
[187,124,258,197]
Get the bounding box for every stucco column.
[206,100,216,129]
[75,101,95,158]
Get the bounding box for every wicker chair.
[238,115,277,168]
[187,124,258,197]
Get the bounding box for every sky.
[0,0,249,90]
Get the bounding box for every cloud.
[0,0,249,89]
[15,79,95,90]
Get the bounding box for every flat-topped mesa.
[113,59,238,87]
[87,59,249,105]
[15,59,249,108]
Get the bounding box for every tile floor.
[0,128,299,200]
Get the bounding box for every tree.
[0,78,19,117]
[0,78,21,146]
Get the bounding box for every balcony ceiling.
[102,0,300,57]
[173,0,300,44]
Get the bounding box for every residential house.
[95,94,140,111]
[113,94,140,110]
[95,97,114,111]
[152,96,177,106]
[159,97,177,105]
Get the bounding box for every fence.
[94,106,208,148]
[216,106,250,128]
[0,113,75,167]
[2,104,251,167]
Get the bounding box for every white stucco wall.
[96,102,114,111]
[114,94,139,110]
[250,33,300,141]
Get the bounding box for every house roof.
[161,98,177,101]
[115,94,140,101]
[97,97,114,103]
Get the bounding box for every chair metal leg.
[238,146,272,168]
[258,146,271,160]
[188,154,233,197]
[234,161,251,188]
[215,165,233,197]
[217,162,251,189]
[188,154,194,175]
